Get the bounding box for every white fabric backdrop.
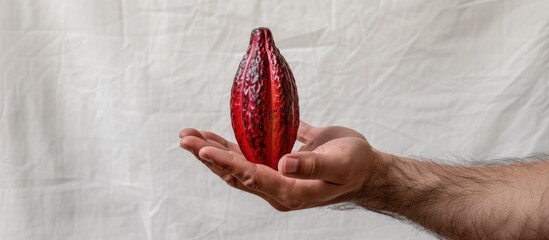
[1,0,548,239]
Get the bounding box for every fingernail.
[284,158,299,174]
[201,154,212,163]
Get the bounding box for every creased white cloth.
[1,0,548,239]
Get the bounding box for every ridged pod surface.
[230,27,299,170]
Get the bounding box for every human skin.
[179,121,549,239]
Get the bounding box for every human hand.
[179,121,377,211]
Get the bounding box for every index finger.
[297,120,317,144]
[200,131,242,154]
[198,147,290,198]
[179,128,204,139]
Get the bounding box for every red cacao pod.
[230,27,299,170]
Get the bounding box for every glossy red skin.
[230,27,299,170]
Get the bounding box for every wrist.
[348,149,398,211]
[352,150,438,215]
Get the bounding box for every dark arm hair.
[345,152,549,239]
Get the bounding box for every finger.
[205,139,231,151]
[182,136,232,160]
[200,131,242,154]
[180,136,210,159]
[179,128,204,139]
[180,131,230,153]
[300,127,366,152]
[230,177,292,211]
[180,132,292,211]
[198,147,289,197]
[278,151,346,184]
[200,160,291,211]
[200,150,243,184]
[297,120,317,144]
[199,147,350,210]
[298,143,313,152]
[200,131,230,148]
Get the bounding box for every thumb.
[278,152,344,184]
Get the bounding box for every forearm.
[353,151,549,239]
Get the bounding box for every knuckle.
[218,161,233,173]
[233,161,260,190]
[200,131,212,139]
[222,175,236,186]
[221,166,232,174]
[241,175,259,190]
[306,156,321,178]
[221,174,230,182]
